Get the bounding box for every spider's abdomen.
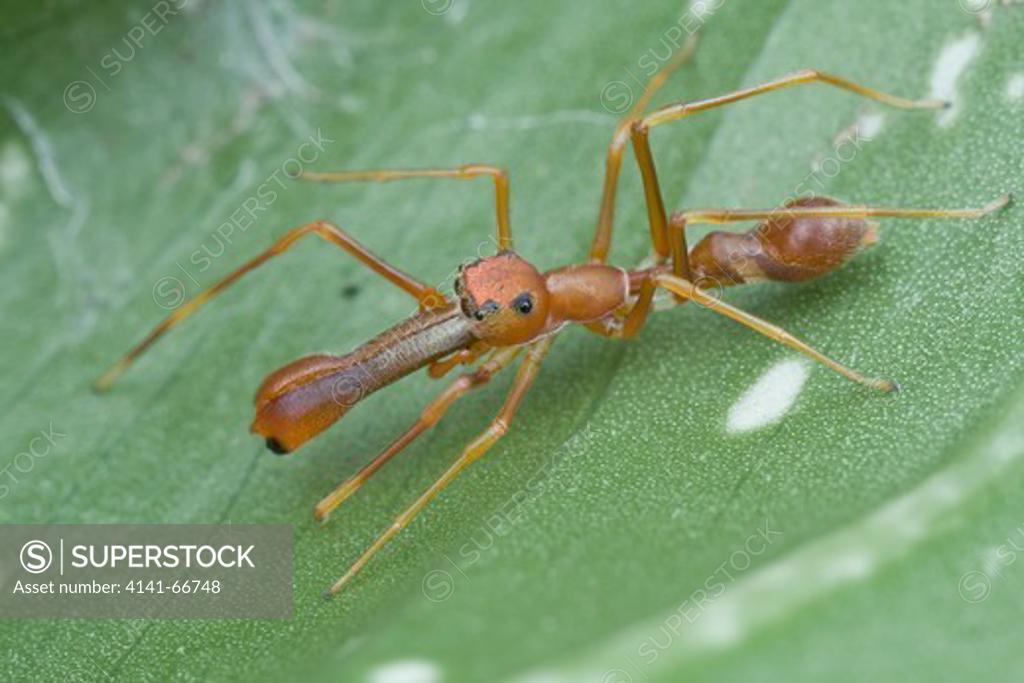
[251,305,473,453]
[689,196,878,286]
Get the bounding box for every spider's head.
[455,251,551,345]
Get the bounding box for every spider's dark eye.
[474,299,499,321]
[511,292,534,315]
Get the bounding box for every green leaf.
[2,1,1022,681]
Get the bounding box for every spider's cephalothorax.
[455,251,552,346]
[456,251,633,346]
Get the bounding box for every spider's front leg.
[428,341,492,379]
[95,220,444,391]
[314,346,520,522]
[325,335,556,597]
[589,33,699,264]
[301,164,513,251]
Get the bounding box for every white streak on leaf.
[456,110,614,133]
[245,1,317,98]
[929,33,982,128]
[3,98,74,208]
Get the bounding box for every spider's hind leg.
[676,195,1012,287]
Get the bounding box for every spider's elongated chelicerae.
[96,37,1010,596]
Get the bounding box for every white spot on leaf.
[727,359,809,433]
[369,660,441,683]
[929,33,982,128]
[444,0,469,24]
[826,551,873,580]
[833,111,886,148]
[981,545,1003,578]
[0,202,9,251]
[1006,73,1024,102]
[699,603,742,646]
[0,140,32,198]
[855,111,886,140]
